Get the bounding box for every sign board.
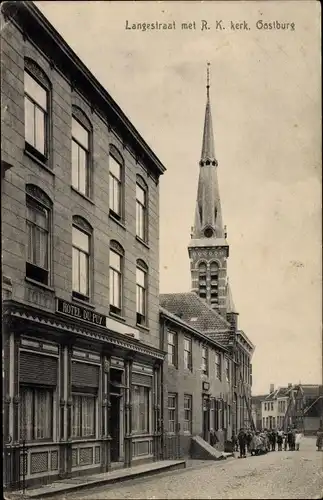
[56,298,107,327]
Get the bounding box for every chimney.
[270,384,274,394]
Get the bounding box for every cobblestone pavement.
[59,438,323,499]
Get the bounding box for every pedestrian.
[271,429,277,451]
[210,429,219,448]
[283,431,288,451]
[291,427,296,451]
[316,427,323,451]
[287,427,293,450]
[246,429,253,453]
[295,429,303,451]
[231,431,237,454]
[277,429,283,451]
[238,427,247,458]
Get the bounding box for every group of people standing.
[232,426,304,458]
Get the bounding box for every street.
[55,437,323,499]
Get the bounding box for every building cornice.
[3,299,166,361]
[2,1,166,179]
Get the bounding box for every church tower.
[188,63,229,317]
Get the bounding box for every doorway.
[109,368,124,463]
[110,395,120,462]
[203,396,210,442]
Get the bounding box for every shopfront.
[3,298,165,489]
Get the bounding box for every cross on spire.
[207,62,211,98]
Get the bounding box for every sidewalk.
[5,460,186,499]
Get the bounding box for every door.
[203,396,210,442]
[110,395,120,462]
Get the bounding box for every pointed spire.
[201,63,217,165]
[226,278,237,314]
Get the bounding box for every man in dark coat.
[238,427,247,458]
[271,429,277,451]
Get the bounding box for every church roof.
[159,292,232,346]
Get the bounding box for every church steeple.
[200,63,217,165]
[188,63,229,317]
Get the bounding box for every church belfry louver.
[188,63,229,317]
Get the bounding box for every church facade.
[161,65,255,451]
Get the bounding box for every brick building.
[2,1,166,489]
[160,297,234,453]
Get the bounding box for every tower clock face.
[204,227,214,238]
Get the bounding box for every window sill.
[136,323,149,333]
[109,211,126,230]
[135,236,150,249]
[25,277,55,292]
[109,311,126,322]
[19,439,54,446]
[24,148,54,175]
[72,295,95,309]
[71,437,97,442]
[71,186,95,205]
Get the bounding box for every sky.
[36,1,322,395]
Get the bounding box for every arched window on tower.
[210,261,219,307]
[198,262,207,299]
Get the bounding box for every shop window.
[132,385,150,434]
[20,386,53,441]
[72,394,96,438]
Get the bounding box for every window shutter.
[72,361,99,392]
[132,373,152,387]
[20,352,57,386]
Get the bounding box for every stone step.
[5,460,186,499]
[191,436,230,460]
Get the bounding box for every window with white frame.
[225,358,230,382]
[109,154,122,218]
[109,244,123,315]
[132,385,150,434]
[184,337,192,370]
[72,394,96,438]
[136,261,147,325]
[183,394,192,433]
[24,68,48,158]
[167,331,177,367]
[72,116,90,197]
[168,394,177,433]
[72,223,91,300]
[20,386,53,441]
[136,178,147,241]
[201,345,208,375]
[26,187,52,286]
[215,352,222,380]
